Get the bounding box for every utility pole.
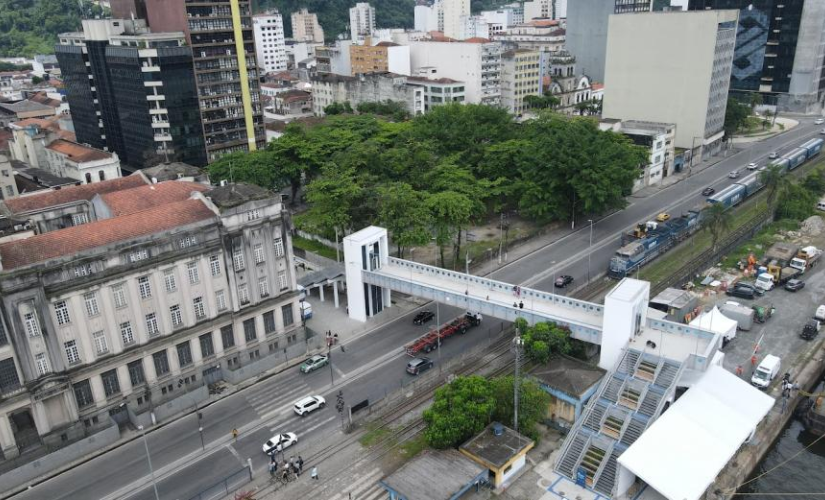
[498,212,504,264]
[512,329,524,443]
[138,425,160,500]
[587,219,594,284]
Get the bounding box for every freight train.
[608,137,825,279]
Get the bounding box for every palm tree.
[759,164,787,211]
[749,92,763,111]
[704,203,732,254]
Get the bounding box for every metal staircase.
[557,431,590,478]
[593,447,622,495]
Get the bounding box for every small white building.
[406,76,466,112]
[599,119,676,192]
[44,139,122,184]
[409,39,502,105]
[254,12,287,74]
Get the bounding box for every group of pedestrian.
[780,373,799,413]
[325,331,345,352]
[270,455,312,481]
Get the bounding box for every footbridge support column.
[343,226,392,322]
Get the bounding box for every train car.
[736,172,765,197]
[707,183,746,208]
[785,148,808,170]
[769,158,791,173]
[609,233,672,278]
[800,138,824,159]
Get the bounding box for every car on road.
[816,118,825,125]
[821,128,825,135]
[785,279,805,292]
[413,310,435,325]
[728,169,740,179]
[726,283,756,299]
[262,432,298,455]
[802,319,821,340]
[406,357,434,375]
[701,187,716,196]
[768,152,778,159]
[656,212,670,222]
[294,395,326,416]
[554,275,574,288]
[747,162,758,170]
[300,354,329,374]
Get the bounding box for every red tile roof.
[0,199,215,270]
[46,139,112,163]
[4,175,147,214]
[591,83,604,91]
[99,181,208,217]
[464,37,491,44]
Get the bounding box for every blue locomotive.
[608,137,824,279]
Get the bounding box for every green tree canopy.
[704,202,732,253]
[423,375,495,449]
[516,318,572,364]
[375,182,432,258]
[490,376,551,442]
[0,0,107,57]
[724,98,750,138]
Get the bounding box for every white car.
[294,395,326,416]
[262,432,298,455]
[747,162,758,170]
[768,152,778,159]
[816,118,825,125]
[728,169,740,179]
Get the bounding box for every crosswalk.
[244,371,313,420]
[324,467,387,500]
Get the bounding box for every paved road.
[493,120,825,293]
[10,121,823,500]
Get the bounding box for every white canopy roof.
[617,365,774,500]
[690,306,737,338]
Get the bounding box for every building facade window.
[243,318,257,342]
[273,237,284,257]
[233,242,245,271]
[187,261,200,285]
[129,249,149,263]
[282,303,294,327]
[73,379,94,409]
[239,285,250,304]
[84,292,100,317]
[210,255,222,276]
[259,278,269,297]
[35,352,49,375]
[112,284,127,308]
[200,332,214,358]
[120,321,135,346]
[177,341,193,368]
[128,359,145,386]
[72,213,89,226]
[101,369,120,397]
[193,297,206,320]
[153,350,170,377]
[65,340,81,364]
[170,305,183,328]
[145,313,160,337]
[138,276,152,299]
[54,300,71,325]
[277,271,287,290]
[93,330,108,355]
[164,269,177,293]
[263,310,276,334]
[216,290,227,311]
[221,325,235,349]
[24,312,40,337]
[254,243,265,264]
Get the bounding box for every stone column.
[0,413,19,458]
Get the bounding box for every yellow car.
[656,212,670,222]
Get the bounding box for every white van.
[817,198,825,212]
[816,305,825,322]
[300,301,313,320]
[751,354,781,389]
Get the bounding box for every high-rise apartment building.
[409,39,502,105]
[603,10,738,158]
[291,9,325,43]
[566,0,653,82]
[55,19,207,168]
[254,12,288,74]
[414,0,444,33]
[442,0,470,39]
[500,48,541,115]
[350,3,377,43]
[689,0,825,113]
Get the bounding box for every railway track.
[256,329,517,499]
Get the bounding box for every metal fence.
[185,465,252,500]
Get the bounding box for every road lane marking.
[226,443,243,465]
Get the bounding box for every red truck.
[404,312,482,356]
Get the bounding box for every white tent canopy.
[617,365,774,500]
[690,306,737,339]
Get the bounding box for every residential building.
[0,179,303,458]
[462,16,491,40]
[603,10,737,158]
[350,41,411,76]
[254,12,288,74]
[0,155,19,201]
[492,20,565,52]
[414,0,443,33]
[0,100,57,128]
[310,72,424,116]
[31,55,60,78]
[110,0,147,19]
[500,49,541,115]
[688,0,825,113]
[474,5,524,37]
[316,41,353,76]
[523,0,552,21]
[442,0,470,39]
[350,3,377,43]
[285,41,323,69]
[543,49,593,115]
[291,9,325,43]
[565,0,653,82]
[55,20,208,169]
[8,117,75,170]
[406,76,466,112]
[599,120,676,191]
[44,140,122,185]
[273,90,313,117]
[409,39,502,105]
[141,162,209,184]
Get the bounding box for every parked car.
[785,279,805,292]
[728,169,740,179]
[747,162,758,170]
[656,212,670,222]
[751,355,781,389]
[701,187,716,196]
[262,432,298,455]
[406,357,434,375]
[802,319,821,340]
[554,275,574,288]
[820,128,825,135]
[293,395,326,416]
[300,354,329,374]
[726,284,756,300]
[768,152,778,159]
[816,118,825,125]
[413,310,435,325]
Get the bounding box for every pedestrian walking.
[297,455,304,474]
[750,355,758,372]
[231,428,238,442]
[292,461,300,476]
[518,301,523,309]
[311,466,319,480]
[736,365,743,377]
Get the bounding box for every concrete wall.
[603,10,738,150]
[0,420,120,493]
[565,0,612,82]
[409,42,485,103]
[787,0,825,113]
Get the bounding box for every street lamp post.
[197,411,205,451]
[138,425,160,500]
[587,220,594,284]
[328,343,334,386]
[551,261,557,304]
